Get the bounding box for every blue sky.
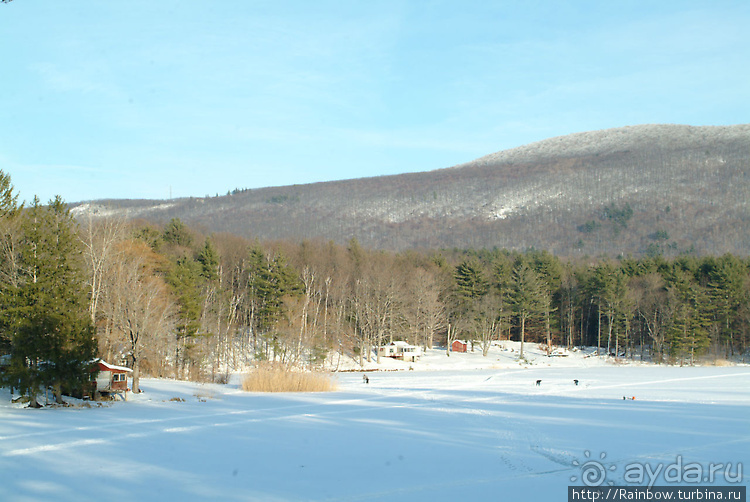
[1,1,748,204]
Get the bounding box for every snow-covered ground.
[1,343,748,501]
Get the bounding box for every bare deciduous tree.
[104,240,175,392]
[78,212,127,324]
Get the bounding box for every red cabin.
[93,360,132,394]
[452,340,468,353]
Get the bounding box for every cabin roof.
[96,359,133,373]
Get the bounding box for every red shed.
[452,340,468,353]
[93,360,132,394]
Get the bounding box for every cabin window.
[112,373,126,382]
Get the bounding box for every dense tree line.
[2,170,750,402]
[71,217,750,378]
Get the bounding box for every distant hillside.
[73,124,750,256]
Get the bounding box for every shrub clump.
[242,363,337,393]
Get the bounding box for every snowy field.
[1,344,749,501]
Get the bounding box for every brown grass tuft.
[711,358,734,367]
[242,363,337,393]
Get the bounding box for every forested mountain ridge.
[73,124,750,256]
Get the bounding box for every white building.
[378,341,422,362]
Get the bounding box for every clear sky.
[2,1,748,204]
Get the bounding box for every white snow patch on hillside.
[484,188,566,220]
[71,202,176,219]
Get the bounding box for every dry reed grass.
[711,358,734,367]
[242,363,337,393]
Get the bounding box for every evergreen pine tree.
[6,197,96,405]
[701,255,747,357]
[453,259,489,350]
[0,170,22,355]
[454,259,488,303]
[162,218,193,248]
[246,246,302,359]
[509,260,547,359]
[592,263,629,356]
[197,238,220,282]
[666,268,710,363]
[167,256,203,376]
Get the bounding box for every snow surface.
[1,343,748,501]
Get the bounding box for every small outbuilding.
[92,359,132,395]
[451,340,468,353]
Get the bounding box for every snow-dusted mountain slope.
[73,124,750,256]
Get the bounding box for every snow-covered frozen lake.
[1,346,748,501]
